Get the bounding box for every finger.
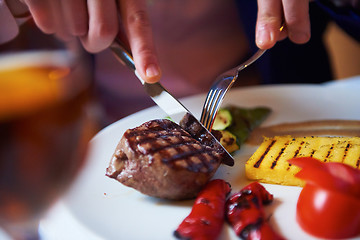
[51,0,73,41]
[6,0,29,17]
[61,0,88,37]
[278,25,288,41]
[120,0,161,83]
[256,0,283,49]
[80,0,118,53]
[22,0,56,34]
[282,0,310,44]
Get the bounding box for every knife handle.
[110,37,136,72]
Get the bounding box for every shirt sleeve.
[0,0,20,44]
[316,0,360,41]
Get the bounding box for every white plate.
[40,83,360,240]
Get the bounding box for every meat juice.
[0,51,96,225]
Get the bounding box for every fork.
[200,48,266,130]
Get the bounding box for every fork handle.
[236,49,266,73]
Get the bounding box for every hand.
[5,0,29,17]
[18,0,161,83]
[255,0,311,49]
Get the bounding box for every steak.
[106,118,230,200]
[179,113,233,166]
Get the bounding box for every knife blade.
[110,39,234,166]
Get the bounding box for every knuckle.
[82,23,117,53]
[257,18,282,33]
[258,14,282,27]
[285,15,303,27]
[285,15,310,35]
[136,44,154,57]
[127,10,150,27]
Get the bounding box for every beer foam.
[0,50,74,71]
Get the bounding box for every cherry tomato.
[297,184,360,238]
[288,157,360,239]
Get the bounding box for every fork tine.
[201,88,220,125]
[200,48,267,131]
[200,89,215,123]
[205,89,225,130]
[202,89,222,129]
[201,76,233,130]
[206,90,222,129]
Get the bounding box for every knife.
[110,38,234,166]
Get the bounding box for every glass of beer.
[0,20,98,239]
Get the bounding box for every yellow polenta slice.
[245,136,360,187]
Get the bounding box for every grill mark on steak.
[122,120,220,172]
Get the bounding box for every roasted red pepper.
[174,179,231,240]
[225,182,284,240]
